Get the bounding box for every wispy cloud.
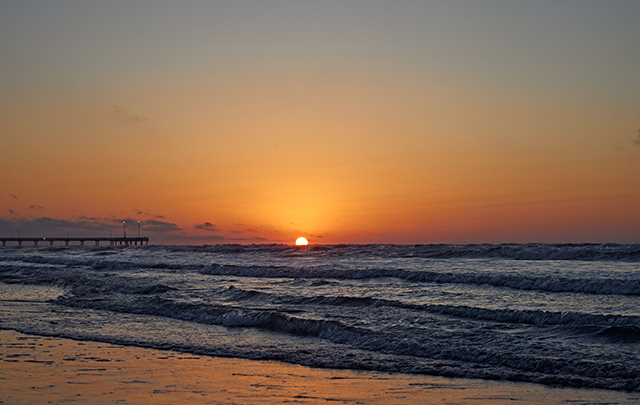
[142,219,181,233]
[0,216,182,238]
[0,217,114,237]
[632,129,640,146]
[78,216,108,221]
[195,222,220,232]
[1,194,19,202]
[175,235,268,243]
[112,105,147,124]
[0,216,270,244]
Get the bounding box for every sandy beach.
[1,329,638,404]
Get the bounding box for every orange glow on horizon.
[1,3,639,245]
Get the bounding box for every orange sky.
[1,1,639,244]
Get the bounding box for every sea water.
[1,243,639,391]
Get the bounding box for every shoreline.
[2,329,639,404]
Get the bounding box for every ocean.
[1,243,639,392]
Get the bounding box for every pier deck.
[0,237,149,247]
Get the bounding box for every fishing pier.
[0,237,149,247]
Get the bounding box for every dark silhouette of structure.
[0,237,149,247]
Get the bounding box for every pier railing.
[0,237,149,247]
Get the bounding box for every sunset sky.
[1,1,639,245]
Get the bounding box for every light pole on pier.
[138,221,141,238]
[67,229,69,238]
[123,221,126,238]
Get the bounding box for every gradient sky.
[1,1,639,244]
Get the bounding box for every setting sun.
[295,237,309,246]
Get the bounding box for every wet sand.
[1,329,639,404]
